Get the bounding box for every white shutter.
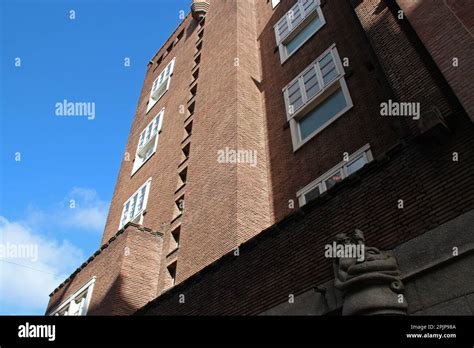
[129,195,137,219]
[301,0,319,16]
[319,50,339,86]
[274,0,321,45]
[121,202,129,227]
[275,17,290,42]
[288,2,303,29]
[137,186,146,213]
[286,79,304,115]
[302,66,320,100]
[168,58,176,76]
[282,46,345,120]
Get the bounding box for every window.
[272,0,280,8]
[119,178,152,229]
[147,58,176,113]
[283,45,353,150]
[48,277,96,316]
[176,29,184,43]
[274,0,325,62]
[297,144,373,206]
[132,108,165,174]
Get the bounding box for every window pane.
[152,116,159,135]
[277,18,290,40]
[137,186,147,213]
[304,186,321,203]
[152,79,158,92]
[287,80,304,113]
[288,4,303,27]
[286,15,322,56]
[347,155,368,175]
[299,86,347,140]
[301,0,317,14]
[129,195,137,219]
[121,202,130,226]
[325,171,343,190]
[138,132,145,149]
[144,144,154,161]
[303,66,320,100]
[319,52,338,85]
[145,124,152,142]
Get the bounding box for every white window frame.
[274,0,326,63]
[119,178,152,229]
[272,0,281,9]
[132,108,165,175]
[283,44,353,151]
[297,144,373,206]
[48,277,96,316]
[147,58,176,113]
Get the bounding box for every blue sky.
[0,0,190,315]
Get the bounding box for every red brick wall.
[174,0,274,284]
[100,14,199,246]
[137,117,474,315]
[396,0,474,121]
[47,224,163,315]
[98,0,274,291]
[255,0,402,223]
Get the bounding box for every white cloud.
[61,187,109,231]
[0,187,108,314]
[26,187,109,233]
[0,217,84,315]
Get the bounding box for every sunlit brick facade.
[47,0,474,316]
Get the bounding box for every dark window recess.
[179,167,188,184]
[190,84,198,98]
[185,120,193,136]
[176,195,185,212]
[187,101,195,117]
[196,40,203,53]
[182,142,190,159]
[155,55,163,69]
[176,29,185,42]
[194,53,201,67]
[192,68,200,82]
[167,261,177,285]
[171,226,181,248]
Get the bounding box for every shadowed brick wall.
[396,0,474,121]
[47,223,162,315]
[255,0,403,223]
[137,116,474,315]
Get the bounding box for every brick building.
[46,0,474,316]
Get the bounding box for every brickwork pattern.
[138,118,474,315]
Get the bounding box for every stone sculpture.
[332,229,408,315]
